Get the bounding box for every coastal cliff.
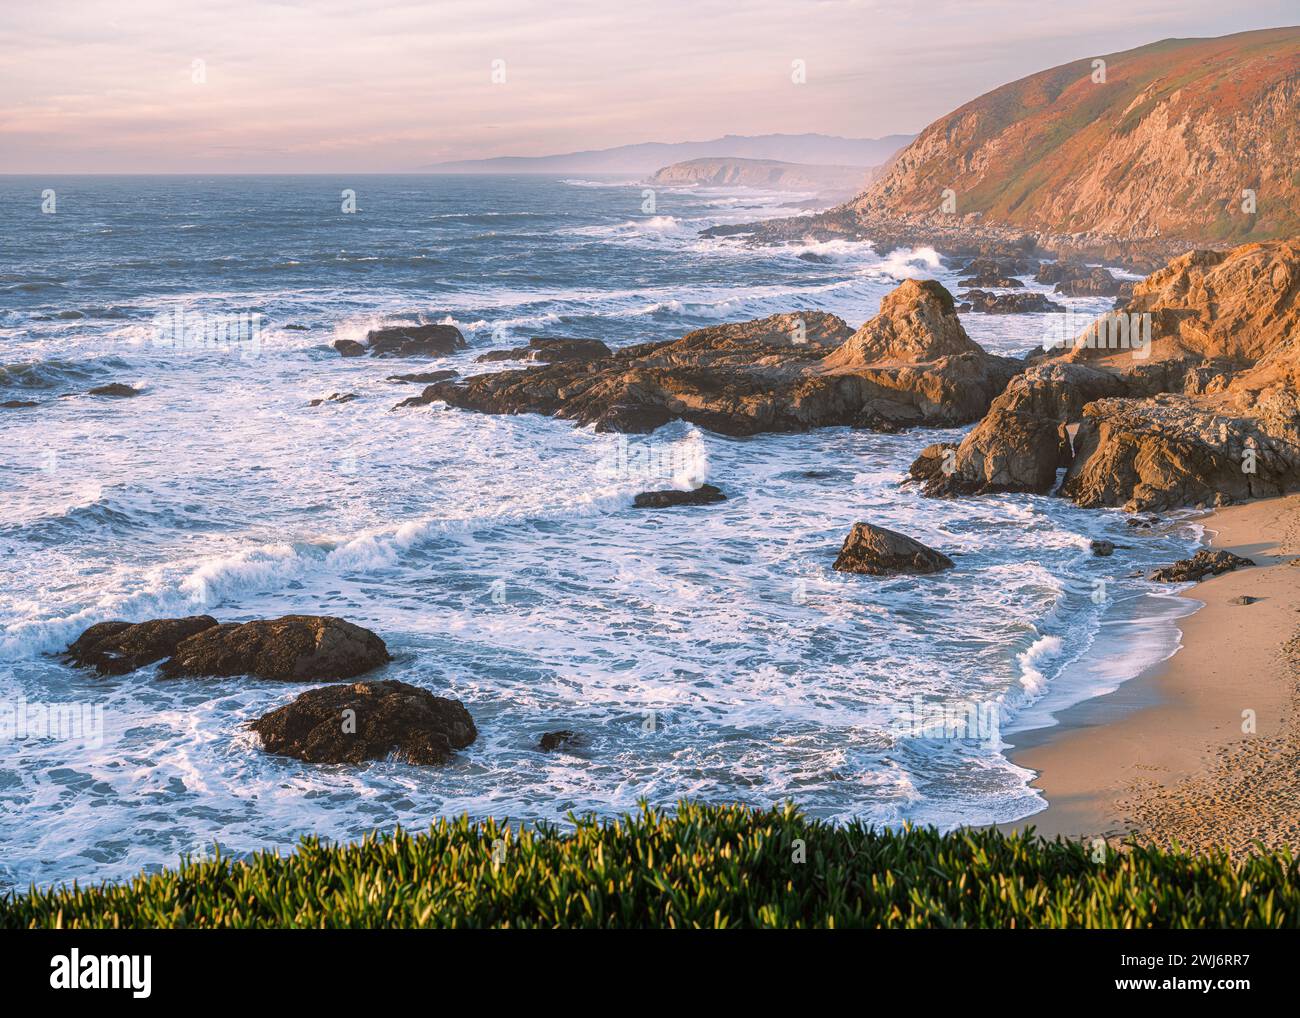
[649,157,878,198]
[712,27,1300,268]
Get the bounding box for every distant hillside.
[648,158,877,196]
[850,27,1300,245]
[423,133,912,175]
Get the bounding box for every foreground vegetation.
[4,803,1297,928]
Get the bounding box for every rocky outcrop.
[1149,550,1256,583]
[922,240,1300,510]
[335,323,467,358]
[2,399,38,409]
[159,615,391,682]
[956,290,1065,314]
[832,523,954,575]
[65,616,219,675]
[915,363,1130,496]
[1059,396,1299,511]
[87,383,142,398]
[922,408,1070,496]
[476,338,612,363]
[250,680,476,764]
[403,293,1020,436]
[308,392,358,406]
[633,484,726,508]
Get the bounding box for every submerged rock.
[538,730,581,752]
[250,680,476,764]
[159,615,392,682]
[308,392,358,406]
[1149,550,1255,583]
[1,399,38,409]
[632,484,726,508]
[832,522,955,576]
[87,383,142,398]
[65,616,220,675]
[385,370,458,384]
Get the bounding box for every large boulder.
[159,615,391,682]
[922,409,1070,496]
[65,616,220,675]
[832,523,954,576]
[250,680,476,764]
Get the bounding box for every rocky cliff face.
[850,28,1299,248]
[918,239,1300,510]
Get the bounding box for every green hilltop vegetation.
[3,803,1297,929]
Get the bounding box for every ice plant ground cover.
[3,803,1296,929]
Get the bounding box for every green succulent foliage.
[3,803,1296,929]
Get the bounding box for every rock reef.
[403,287,1019,436]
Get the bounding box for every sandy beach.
[1004,493,1300,855]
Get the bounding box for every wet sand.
[1001,493,1300,856]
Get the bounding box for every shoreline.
[1000,493,1300,855]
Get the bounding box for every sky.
[1,0,1296,172]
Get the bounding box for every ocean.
[0,174,1201,889]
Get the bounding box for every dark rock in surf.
[386,370,458,384]
[87,383,142,398]
[308,392,358,406]
[65,616,220,675]
[1090,540,1115,557]
[333,339,366,357]
[250,679,476,764]
[159,615,391,682]
[633,484,727,508]
[832,523,954,576]
[956,290,1065,314]
[538,730,581,752]
[365,323,466,357]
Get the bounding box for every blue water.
[0,175,1199,889]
